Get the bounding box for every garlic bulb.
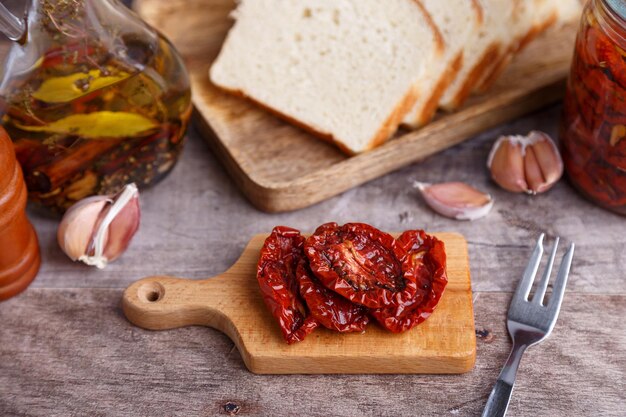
[57,183,140,268]
[414,181,494,221]
[487,131,563,194]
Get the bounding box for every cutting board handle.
[122,275,235,333]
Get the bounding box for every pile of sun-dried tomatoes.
[256,222,448,344]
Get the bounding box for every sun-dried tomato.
[258,224,449,343]
[297,258,369,333]
[304,222,418,309]
[257,226,318,344]
[371,230,448,333]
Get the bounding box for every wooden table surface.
[0,1,625,414]
[1,103,625,417]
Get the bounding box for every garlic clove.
[487,131,563,194]
[57,196,109,261]
[414,181,494,221]
[523,146,545,195]
[487,136,528,193]
[528,131,563,189]
[58,183,140,269]
[102,192,140,262]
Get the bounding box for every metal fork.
[481,234,575,417]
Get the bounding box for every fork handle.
[482,343,528,417]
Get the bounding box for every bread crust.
[474,52,512,94]
[210,82,360,154]
[440,42,500,111]
[470,0,484,25]
[471,0,523,94]
[517,11,558,52]
[421,52,463,125]
[211,82,420,155]
[475,10,558,93]
[436,0,486,112]
[366,0,448,147]
[412,0,445,55]
[363,84,421,152]
[403,52,463,128]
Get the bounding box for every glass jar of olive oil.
[0,0,192,212]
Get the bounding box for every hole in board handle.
[137,281,165,303]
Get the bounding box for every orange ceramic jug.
[0,126,40,301]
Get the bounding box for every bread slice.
[210,0,443,154]
[475,0,584,93]
[555,0,586,23]
[519,0,560,49]
[474,0,559,93]
[401,0,482,128]
[438,0,517,111]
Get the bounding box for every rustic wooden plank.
[0,289,623,416]
[133,0,578,213]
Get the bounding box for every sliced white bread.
[475,0,584,93]
[519,0,560,49]
[210,0,443,154]
[401,0,482,128]
[438,0,517,111]
[474,0,559,93]
[555,0,586,24]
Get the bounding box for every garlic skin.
[57,183,140,269]
[414,181,494,221]
[487,131,563,195]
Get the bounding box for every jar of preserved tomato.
[560,0,626,215]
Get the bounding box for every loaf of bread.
[210,0,443,154]
[210,0,584,154]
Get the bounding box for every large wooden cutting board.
[122,232,475,374]
[134,0,577,212]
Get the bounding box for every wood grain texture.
[2,1,625,414]
[122,233,475,374]
[5,107,626,415]
[8,104,624,415]
[133,0,577,212]
[24,107,626,296]
[1,290,624,417]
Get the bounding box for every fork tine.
[532,237,559,305]
[547,243,575,314]
[515,233,544,301]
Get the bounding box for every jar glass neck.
[21,0,154,57]
[0,2,26,42]
[597,0,626,45]
[28,0,104,38]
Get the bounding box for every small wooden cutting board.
[122,232,476,374]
